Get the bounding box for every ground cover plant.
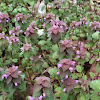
[0,0,100,100]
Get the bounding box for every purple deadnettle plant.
[48,20,67,42]
[59,39,73,54]
[80,17,87,25]
[89,21,100,31]
[33,76,51,96]
[0,13,9,24]
[16,13,23,22]
[21,44,31,51]
[9,26,23,36]
[71,21,81,29]
[2,65,22,87]
[58,59,75,72]
[45,13,55,23]
[63,77,75,92]
[7,35,19,45]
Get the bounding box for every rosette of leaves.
[0,13,9,24]
[21,43,32,51]
[63,77,75,92]
[24,22,36,39]
[33,76,51,97]
[58,59,75,78]
[9,26,23,36]
[16,13,24,22]
[89,21,100,31]
[43,13,55,26]
[76,49,86,59]
[45,13,55,23]
[59,39,74,56]
[71,21,81,29]
[80,17,87,25]
[2,65,22,87]
[7,35,19,46]
[76,41,87,59]
[48,20,66,43]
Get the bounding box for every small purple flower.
[28,96,33,100]
[65,26,68,30]
[2,74,8,80]
[57,71,60,75]
[77,55,80,58]
[71,61,76,66]
[59,9,61,11]
[16,26,20,30]
[30,57,34,60]
[39,55,42,58]
[39,95,42,100]
[43,23,46,28]
[75,80,78,83]
[14,82,18,86]
[18,71,22,74]
[58,63,62,69]
[21,47,24,51]
[63,88,66,92]
[20,30,23,33]
[43,92,46,98]
[65,75,68,79]
[9,30,13,35]
[97,58,100,61]
[69,67,73,72]
[61,79,64,82]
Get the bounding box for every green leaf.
[18,82,26,92]
[92,31,100,39]
[76,65,83,72]
[48,68,57,78]
[43,62,49,68]
[71,73,78,79]
[12,59,18,63]
[41,5,45,11]
[93,48,99,55]
[20,73,25,81]
[89,72,95,79]
[8,7,13,11]
[52,52,59,59]
[60,89,68,100]
[19,50,24,57]
[5,60,11,65]
[96,62,100,73]
[38,40,46,45]
[43,88,51,97]
[89,58,95,64]
[44,0,49,3]
[84,41,94,48]
[90,80,100,92]
[72,36,78,40]
[52,45,59,52]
